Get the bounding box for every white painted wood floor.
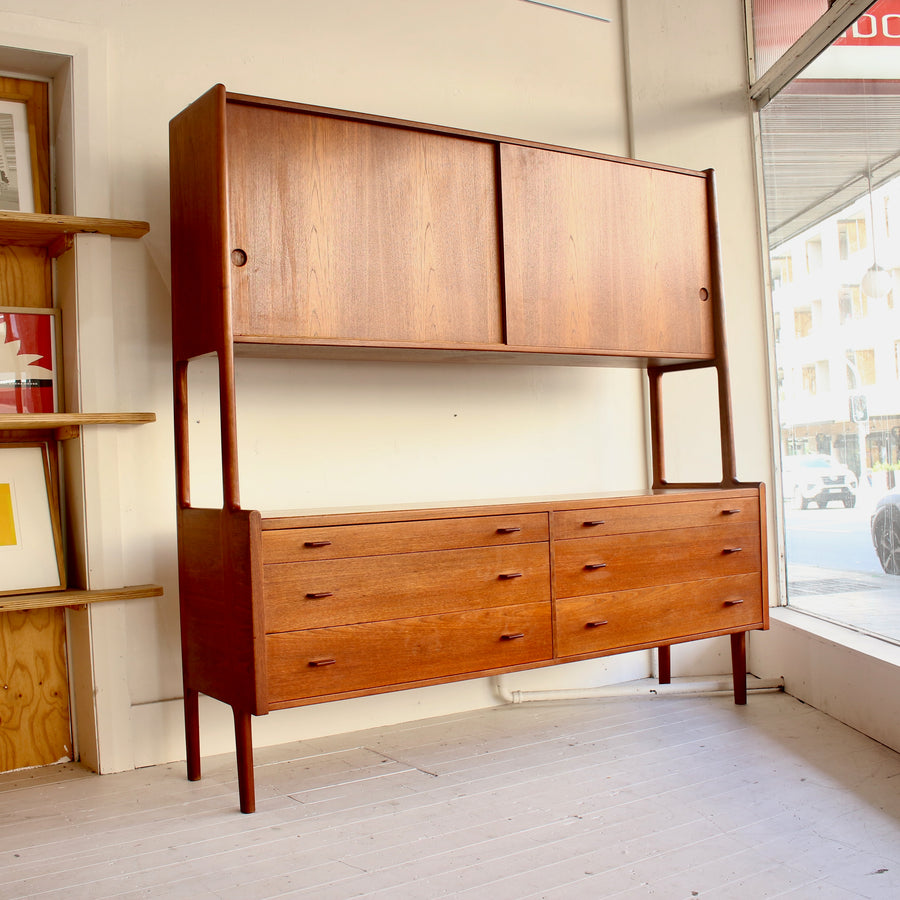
[2,688,900,899]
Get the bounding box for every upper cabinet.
[170,85,720,365]
[499,144,715,358]
[225,103,504,347]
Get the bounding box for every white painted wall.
[0,0,780,772]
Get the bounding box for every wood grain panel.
[555,574,764,658]
[169,84,230,362]
[553,495,759,540]
[554,523,761,598]
[177,508,267,715]
[263,543,550,632]
[501,144,714,357]
[266,602,552,703]
[0,246,51,307]
[226,103,503,345]
[262,513,549,563]
[0,609,70,772]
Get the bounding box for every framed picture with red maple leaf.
[0,307,59,413]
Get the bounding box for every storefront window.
[758,0,900,642]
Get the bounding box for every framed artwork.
[0,77,50,214]
[0,307,59,413]
[0,98,34,213]
[0,443,65,595]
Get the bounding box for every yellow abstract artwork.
[0,482,16,546]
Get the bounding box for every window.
[802,364,817,394]
[838,284,867,323]
[755,0,900,645]
[806,236,824,273]
[837,218,867,260]
[771,255,793,287]
[794,306,813,337]
[859,349,876,386]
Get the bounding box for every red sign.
[836,0,900,46]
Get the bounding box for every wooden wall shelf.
[0,212,150,256]
[0,412,156,440]
[0,584,164,613]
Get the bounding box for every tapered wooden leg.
[184,686,201,782]
[731,631,747,705]
[657,645,671,685]
[233,708,256,814]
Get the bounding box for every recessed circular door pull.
[722,547,743,554]
[498,572,523,580]
[308,658,336,667]
[586,619,609,628]
[304,540,332,548]
[584,562,607,570]
[305,591,333,599]
[501,632,525,641]
[496,526,521,534]
[724,598,745,606]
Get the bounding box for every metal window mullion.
[750,0,879,110]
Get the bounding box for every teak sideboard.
[169,85,769,813]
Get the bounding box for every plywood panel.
[0,608,71,772]
[0,246,51,308]
[226,103,503,345]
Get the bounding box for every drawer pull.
[722,508,742,516]
[722,547,743,554]
[724,598,745,606]
[586,619,609,628]
[305,591,334,599]
[304,540,333,548]
[583,520,605,527]
[501,632,525,641]
[308,657,337,667]
[498,572,523,580]
[584,562,608,570]
[496,526,522,534]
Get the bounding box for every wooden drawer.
[552,495,759,540]
[266,601,552,703]
[556,574,763,658]
[553,522,760,598]
[261,513,549,563]
[263,543,550,632]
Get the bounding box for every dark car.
[871,488,900,574]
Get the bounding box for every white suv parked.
[782,454,858,509]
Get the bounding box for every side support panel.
[177,507,267,718]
